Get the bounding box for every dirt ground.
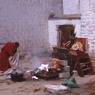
[0,56,95,95]
[0,75,95,95]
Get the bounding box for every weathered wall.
[80,0,95,65]
[0,0,95,64]
[62,0,95,65]
[0,0,63,55]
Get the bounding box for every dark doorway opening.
[57,24,75,48]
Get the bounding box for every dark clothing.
[67,50,85,76]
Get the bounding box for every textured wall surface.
[80,0,95,64]
[0,0,95,65]
[0,0,63,55]
[63,0,80,15]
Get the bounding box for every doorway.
[57,24,75,47]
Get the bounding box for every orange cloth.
[0,42,17,71]
[71,41,83,52]
[51,58,61,70]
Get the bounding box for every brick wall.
[80,0,95,65]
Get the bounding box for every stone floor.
[0,75,95,95]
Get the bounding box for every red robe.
[0,42,17,71]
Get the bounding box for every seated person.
[71,39,84,53]
[0,42,19,71]
[67,39,84,75]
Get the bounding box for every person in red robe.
[0,42,19,71]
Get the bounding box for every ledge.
[49,14,81,20]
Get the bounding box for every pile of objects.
[33,58,70,80]
[3,58,71,81]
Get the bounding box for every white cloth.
[9,52,20,69]
[38,64,49,72]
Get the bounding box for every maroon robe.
[0,42,17,71]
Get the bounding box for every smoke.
[30,54,51,71]
[20,45,52,71]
